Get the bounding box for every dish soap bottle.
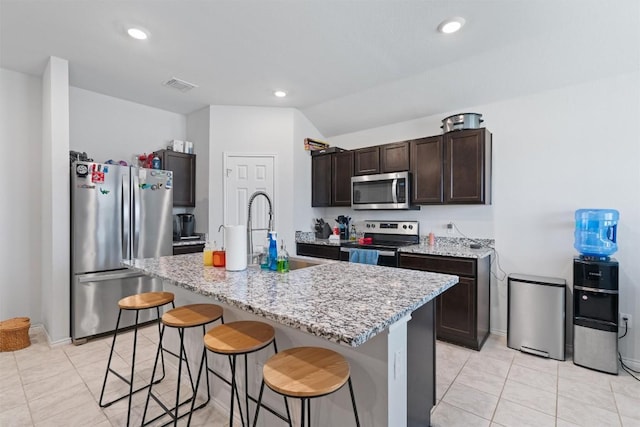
[268,231,278,271]
[277,240,289,273]
[350,224,357,241]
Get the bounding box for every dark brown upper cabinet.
[410,136,443,204]
[380,141,410,173]
[159,150,196,207]
[311,151,353,207]
[353,147,380,175]
[311,153,332,207]
[332,151,354,206]
[443,129,492,204]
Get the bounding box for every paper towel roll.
[224,225,247,271]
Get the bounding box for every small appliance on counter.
[335,215,351,240]
[177,213,195,237]
[313,218,332,239]
[572,208,620,374]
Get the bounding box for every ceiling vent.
[162,77,198,92]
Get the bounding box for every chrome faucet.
[247,191,274,264]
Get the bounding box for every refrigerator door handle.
[122,173,131,260]
[133,174,141,257]
[77,270,147,283]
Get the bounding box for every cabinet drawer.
[399,253,476,277]
[296,243,340,260]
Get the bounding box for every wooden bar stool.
[193,320,290,427]
[253,347,360,427]
[142,303,224,426]
[99,291,175,427]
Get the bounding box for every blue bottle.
[574,209,619,257]
[268,231,278,271]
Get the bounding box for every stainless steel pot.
[441,113,484,133]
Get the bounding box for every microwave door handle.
[391,179,398,204]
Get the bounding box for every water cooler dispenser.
[572,209,619,374]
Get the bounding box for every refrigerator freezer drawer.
[507,275,566,361]
[71,270,164,341]
[573,323,618,374]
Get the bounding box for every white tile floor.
[1,327,639,426]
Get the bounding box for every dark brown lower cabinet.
[295,243,340,260]
[398,253,490,350]
[173,244,204,255]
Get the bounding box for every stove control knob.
[403,225,407,229]
[408,225,413,229]
[371,224,375,228]
[366,223,371,228]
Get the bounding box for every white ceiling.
[1,0,638,136]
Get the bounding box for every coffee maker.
[335,215,351,240]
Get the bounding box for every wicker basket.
[0,317,31,352]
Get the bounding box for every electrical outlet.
[446,222,454,234]
[620,313,632,329]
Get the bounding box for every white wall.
[69,87,186,165]
[207,106,298,248]
[41,57,71,344]
[0,68,43,324]
[325,71,640,364]
[187,107,211,234]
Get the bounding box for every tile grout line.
[488,352,513,424]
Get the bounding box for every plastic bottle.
[268,231,278,271]
[350,224,357,241]
[203,236,214,266]
[260,237,270,269]
[277,240,289,273]
[152,155,161,169]
[213,241,226,267]
[428,232,435,246]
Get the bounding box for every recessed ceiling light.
[273,90,287,98]
[127,27,149,40]
[438,17,465,34]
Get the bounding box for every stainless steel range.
[340,220,419,267]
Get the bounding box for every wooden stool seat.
[118,291,174,310]
[204,321,275,354]
[162,304,224,328]
[0,317,31,352]
[263,347,350,398]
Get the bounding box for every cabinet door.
[161,151,196,207]
[296,243,340,260]
[444,129,491,204]
[410,136,443,204]
[312,154,332,207]
[354,147,380,175]
[436,277,477,343]
[173,244,204,255]
[380,141,410,173]
[332,151,353,206]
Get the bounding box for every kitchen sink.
[287,256,327,271]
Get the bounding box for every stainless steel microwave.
[351,171,414,210]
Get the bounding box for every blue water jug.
[573,209,619,257]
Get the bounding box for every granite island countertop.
[124,254,458,347]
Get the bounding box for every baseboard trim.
[31,324,71,347]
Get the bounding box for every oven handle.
[340,247,396,257]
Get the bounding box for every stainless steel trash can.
[507,273,566,361]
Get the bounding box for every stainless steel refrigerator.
[71,161,173,343]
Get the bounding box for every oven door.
[340,247,398,267]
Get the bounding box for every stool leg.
[244,353,250,427]
[300,398,306,427]
[228,354,246,427]
[272,341,293,427]
[99,309,123,407]
[347,377,360,427]
[252,380,265,427]
[172,327,186,426]
[125,309,140,427]
[142,324,166,425]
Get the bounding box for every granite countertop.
[124,254,458,347]
[398,237,493,259]
[296,232,493,259]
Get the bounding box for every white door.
[223,154,276,254]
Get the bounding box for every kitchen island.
[124,254,458,426]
